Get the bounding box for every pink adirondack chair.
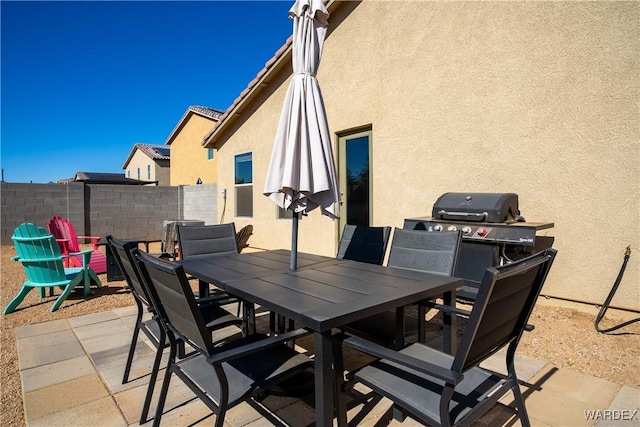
[48,215,107,274]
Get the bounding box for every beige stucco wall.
[212,0,639,311]
[169,114,218,186]
[125,151,169,185]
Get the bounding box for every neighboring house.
[203,1,639,311]
[123,143,170,186]
[58,172,156,185]
[166,105,223,186]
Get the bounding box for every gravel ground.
[1,245,639,426]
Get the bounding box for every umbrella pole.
[290,211,299,270]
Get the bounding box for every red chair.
[48,215,107,274]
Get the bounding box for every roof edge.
[203,0,338,148]
[165,106,224,146]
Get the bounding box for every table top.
[224,258,462,332]
[177,249,331,287]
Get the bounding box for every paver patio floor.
[15,305,640,426]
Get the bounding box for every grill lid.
[432,192,523,223]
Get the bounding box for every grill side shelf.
[403,218,554,246]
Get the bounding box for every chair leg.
[511,378,531,427]
[213,364,230,427]
[3,286,34,315]
[88,269,102,289]
[122,322,142,384]
[507,347,531,427]
[140,329,166,424]
[152,360,174,427]
[50,283,78,312]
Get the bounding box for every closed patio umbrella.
[264,0,340,270]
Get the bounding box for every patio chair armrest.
[68,249,93,256]
[55,238,71,254]
[343,336,462,384]
[143,239,162,252]
[196,293,239,308]
[420,300,471,317]
[66,249,93,267]
[207,328,311,364]
[204,312,244,330]
[77,235,102,249]
[21,256,65,264]
[77,235,101,241]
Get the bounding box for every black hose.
[594,246,640,333]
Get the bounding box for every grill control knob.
[461,226,472,235]
[447,225,457,232]
[476,227,488,237]
[433,224,443,232]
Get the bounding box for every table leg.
[243,302,256,336]
[314,331,335,427]
[332,334,348,427]
[198,279,209,298]
[442,289,457,354]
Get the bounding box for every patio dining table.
[178,249,462,427]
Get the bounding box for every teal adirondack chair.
[3,223,102,315]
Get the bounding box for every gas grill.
[404,192,554,299]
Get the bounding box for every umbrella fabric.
[264,0,340,220]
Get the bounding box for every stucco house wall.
[168,108,220,186]
[125,149,170,185]
[208,1,639,311]
[212,66,296,246]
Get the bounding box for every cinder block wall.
[1,182,216,244]
[1,182,86,243]
[183,183,218,225]
[86,184,181,241]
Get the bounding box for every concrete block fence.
[0,182,218,245]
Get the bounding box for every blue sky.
[1,1,294,183]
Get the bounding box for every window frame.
[234,151,253,218]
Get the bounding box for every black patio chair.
[337,224,392,265]
[176,223,251,327]
[176,222,239,260]
[176,223,239,299]
[342,228,462,349]
[133,249,314,427]
[106,236,243,424]
[340,248,557,427]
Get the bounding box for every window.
[127,170,130,178]
[147,165,151,180]
[207,148,214,160]
[276,207,305,220]
[137,168,140,181]
[277,207,294,219]
[234,152,253,217]
[339,128,373,228]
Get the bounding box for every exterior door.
[338,129,372,233]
